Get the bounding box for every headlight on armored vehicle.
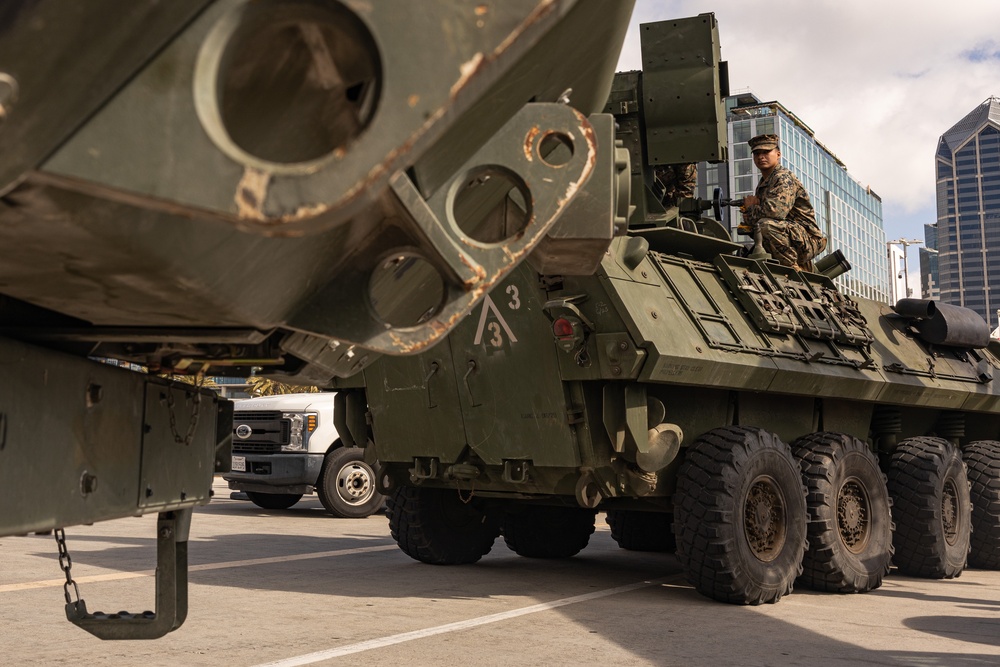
[280,412,318,451]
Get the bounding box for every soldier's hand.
[742,195,759,208]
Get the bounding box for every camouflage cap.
[748,133,779,152]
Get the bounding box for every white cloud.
[617,0,1000,236]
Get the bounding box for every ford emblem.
[235,424,253,440]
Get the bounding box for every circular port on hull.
[196,0,381,169]
[369,252,445,328]
[450,166,532,244]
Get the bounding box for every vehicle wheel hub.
[744,476,786,562]
[338,464,373,505]
[942,479,959,545]
[837,479,870,553]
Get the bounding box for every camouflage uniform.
[741,164,827,271]
[654,163,697,208]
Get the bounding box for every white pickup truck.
[223,392,383,517]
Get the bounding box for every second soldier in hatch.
[654,163,697,209]
[740,133,827,271]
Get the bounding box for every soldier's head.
[749,133,781,172]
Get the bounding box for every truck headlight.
[278,413,301,452]
[278,412,318,452]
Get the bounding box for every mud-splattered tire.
[317,447,385,518]
[792,432,893,593]
[606,510,676,552]
[673,426,807,605]
[246,492,302,510]
[964,440,1000,569]
[386,486,499,565]
[887,437,971,578]
[503,506,596,558]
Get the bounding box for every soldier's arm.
[750,173,796,221]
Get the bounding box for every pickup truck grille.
[232,410,290,453]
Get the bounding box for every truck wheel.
[317,447,385,518]
[673,426,807,605]
[245,492,302,510]
[887,437,971,578]
[503,506,596,558]
[792,432,893,593]
[386,486,499,564]
[606,510,675,552]
[963,440,1000,569]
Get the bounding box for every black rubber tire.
[317,447,385,518]
[605,510,676,552]
[245,491,302,510]
[964,440,1000,569]
[792,432,893,593]
[673,426,807,605]
[503,506,596,558]
[887,436,971,578]
[386,486,500,565]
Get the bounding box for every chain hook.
[166,375,205,446]
[54,528,82,606]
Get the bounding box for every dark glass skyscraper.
[934,96,1000,325]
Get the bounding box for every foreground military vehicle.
[334,18,1000,605]
[0,0,636,637]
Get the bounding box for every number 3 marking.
[487,322,503,348]
[506,285,521,310]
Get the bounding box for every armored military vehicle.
[333,17,1000,605]
[0,0,636,637]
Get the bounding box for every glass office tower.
[698,92,887,303]
[934,96,1000,325]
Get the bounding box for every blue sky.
[615,0,1000,245]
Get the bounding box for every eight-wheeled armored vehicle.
[333,17,1000,606]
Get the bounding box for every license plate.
[231,456,246,472]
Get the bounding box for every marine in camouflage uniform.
[654,163,697,208]
[740,134,827,271]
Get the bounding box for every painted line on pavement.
[252,577,670,667]
[0,544,397,593]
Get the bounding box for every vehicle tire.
[792,432,893,593]
[245,492,302,510]
[503,506,596,558]
[963,440,1000,569]
[386,486,500,565]
[673,426,807,605]
[887,436,971,578]
[605,510,675,552]
[317,447,385,518]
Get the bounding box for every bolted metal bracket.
[65,509,191,640]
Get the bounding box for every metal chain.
[457,481,475,505]
[54,528,81,606]
[166,375,204,446]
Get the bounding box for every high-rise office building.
[933,96,1000,324]
[697,92,887,303]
